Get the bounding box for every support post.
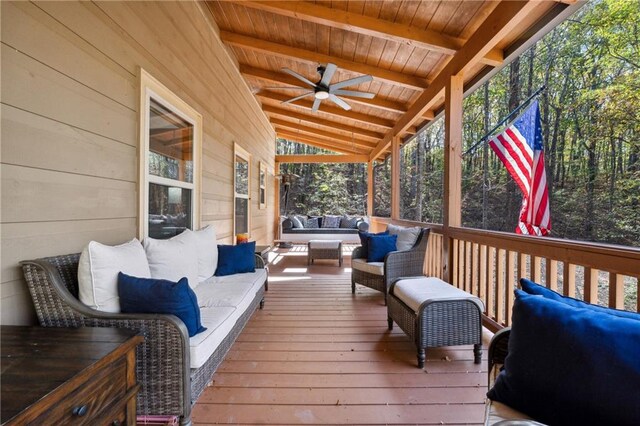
[391,136,401,220]
[274,161,281,241]
[442,74,464,283]
[367,161,374,217]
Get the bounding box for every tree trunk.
[482,82,490,229]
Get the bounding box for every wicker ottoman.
[308,240,343,266]
[388,276,484,368]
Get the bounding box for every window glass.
[148,183,192,239]
[149,99,193,183]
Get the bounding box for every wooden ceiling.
[204,1,579,160]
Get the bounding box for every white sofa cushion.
[193,225,218,281]
[189,270,266,368]
[393,277,485,313]
[78,239,151,313]
[195,270,267,308]
[351,258,384,275]
[387,224,421,251]
[144,230,199,290]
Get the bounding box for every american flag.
[488,100,551,236]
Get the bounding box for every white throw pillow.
[78,239,151,313]
[193,225,218,281]
[144,230,199,289]
[387,224,421,251]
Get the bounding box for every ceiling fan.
[273,63,374,112]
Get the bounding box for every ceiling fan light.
[314,91,330,100]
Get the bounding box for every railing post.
[367,161,374,217]
[274,161,280,240]
[391,136,401,220]
[442,74,463,283]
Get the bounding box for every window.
[139,69,202,239]
[234,144,251,240]
[259,161,267,210]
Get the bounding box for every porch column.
[443,74,463,283]
[367,161,374,217]
[274,161,280,241]
[391,136,401,220]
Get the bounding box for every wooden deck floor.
[192,245,490,425]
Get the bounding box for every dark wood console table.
[1,326,143,425]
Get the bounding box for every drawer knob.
[72,405,88,417]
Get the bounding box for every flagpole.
[463,85,546,156]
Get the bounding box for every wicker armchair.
[20,253,266,426]
[351,228,430,305]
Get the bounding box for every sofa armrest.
[282,218,294,231]
[488,327,511,388]
[21,259,191,420]
[255,253,266,269]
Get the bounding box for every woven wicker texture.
[21,253,267,425]
[307,241,343,266]
[351,228,431,305]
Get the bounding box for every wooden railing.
[371,217,640,331]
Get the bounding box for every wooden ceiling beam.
[276,129,367,155]
[236,1,503,67]
[270,118,376,149]
[370,1,539,161]
[241,65,408,114]
[275,154,369,164]
[263,105,383,141]
[257,90,394,129]
[220,30,428,90]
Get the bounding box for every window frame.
[234,143,251,241]
[138,68,202,239]
[259,161,267,210]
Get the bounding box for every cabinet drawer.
[33,358,127,425]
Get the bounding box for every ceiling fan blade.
[319,63,337,87]
[332,89,375,99]
[263,86,312,90]
[311,98,322,112]
[282,68,317,88]
[328,94,352,111]
[330,74,373,91]
[282,92,314,104]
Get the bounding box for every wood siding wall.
[1,1,276,325]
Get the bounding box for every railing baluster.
[563,262,577,297]
[609,272,624,309]
[533,256,542,282]
[584,267,599,304]
[471,243,479,297]
[479,245,487,310]
[517,252,527,284]
[452,239,459,287]
[464,241,473,293]
[496,249,505,325]
[487,246,495,320]
[506,251,515,326]
[546,259,558,291]
[458,240,465,289]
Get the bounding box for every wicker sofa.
[280,215,369,243]
[20,253,267,426]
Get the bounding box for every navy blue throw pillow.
[367,234,397,262]
[215,241,256,276]
[118,272,206,337]
[487,290,640,425]
[520,278,640,321]
[358,230,388,256]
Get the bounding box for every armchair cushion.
[78,238,151,313]
[367,234,397,262]
[144,230,200,290]
[387,224,421,251]
[487,289,640,426]
[215,241,256,276]
[351,258,384,275]
[117,272,206,337]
